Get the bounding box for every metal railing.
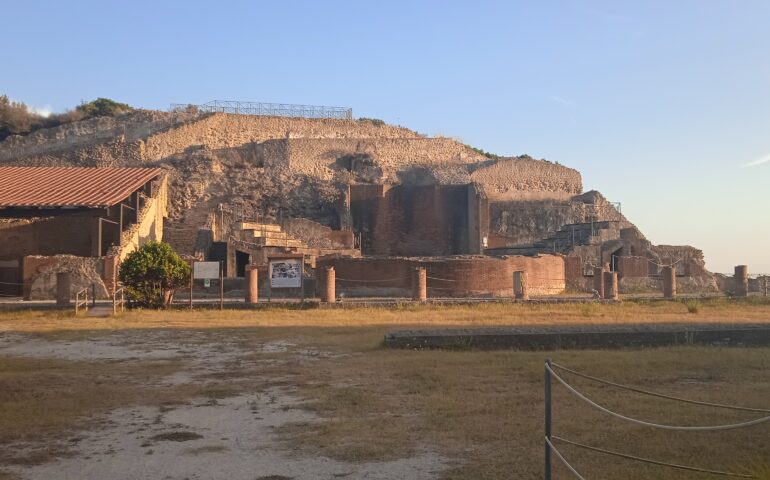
[74,287,89,314]
[170,100,353,120]
[112,287,126,315]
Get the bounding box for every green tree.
[118,241,190,308]
[76,98,133,117]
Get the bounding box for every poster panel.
[269,258,302,288]
[193,261,220,279]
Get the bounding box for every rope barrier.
[545,436,587,480]
[552,436,756,478]
[334,276,411,283]
[0,281,25,286]
[551,363,770,413]
[546,364,770,431]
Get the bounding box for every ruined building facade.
[0,109,717,298]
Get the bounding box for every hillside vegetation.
[0,95,133,141]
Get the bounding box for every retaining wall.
[316,255,565,297]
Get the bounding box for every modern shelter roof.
[0,167,162,208]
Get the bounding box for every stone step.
[237,222,282,233]
[243,229,290,240]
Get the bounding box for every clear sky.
[2,0,769,273]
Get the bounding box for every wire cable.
[551,362,770,413]
[545,436,588,480]
[546,364,770,431]
[553,436,755,478]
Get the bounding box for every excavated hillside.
[0,110,593,255]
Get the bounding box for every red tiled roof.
[0,167,162,208]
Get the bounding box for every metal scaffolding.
[170,100,352,120]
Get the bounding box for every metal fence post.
[545,358,552,480]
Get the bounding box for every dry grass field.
[0,298,769,479]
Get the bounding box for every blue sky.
[2,0,769,273]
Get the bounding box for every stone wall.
[277,137,486,181]
[0,110,200,164]
[282,218,354,249]
[490,191,627,246]
[316,255,565,297]
[141,114,422,162]
[112,176,168,261]
[617,256,650,279]
[350,184,488,257]
[470,157,582,201]
[22,255,110,300]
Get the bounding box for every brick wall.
[616,256,649,279]
[316,255,565,297]
[350,184,487,257]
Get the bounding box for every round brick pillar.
[245,265,259,304]
[603,271,618,300]
[321,266,336,303]
[412,267,427,302]
[593,266,605,298]
[662,266,676,299]
[734,265,749,297]
[513,271,529,300]
[56,272,72,306]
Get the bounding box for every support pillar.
[734,265,749,297]
[603,271,618,300]
[412,267,427,302]
[662,266,676,299]
[56,272,72,306]
[513,271,529,300]
[321,266,336,303]
[245,264,259,304]
[593,266,605,298]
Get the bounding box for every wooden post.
[734,265,749,297]
[56,272,72,306]
[245,264,259,304]
[219,261,224,310]
[544,358,552,480]
[321,266,336,303]
[603,271,618,300]
[662,266,676,299]
[593,266,605,298]
[514,271,529,300]
[412,267,427,302]
[189,260,194,309]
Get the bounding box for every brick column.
[662,266,676,299]
[56,272,72,306]
[412,267,427,302]
[603,271,618,300]
[734,265,749,297]
[321,266,336,303]
[593,266,605,298]
[513,271,529,300]
[245,264,259,304]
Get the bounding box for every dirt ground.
[1,301,769,480]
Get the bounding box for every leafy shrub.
[684,299,700,314]
[468,145,502,160]
[118,241,190,308]
[0,95,134,141]
[357,117,385,127]
[75,98,133,117]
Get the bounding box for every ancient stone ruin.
[0,106,720,299]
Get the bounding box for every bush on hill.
[0,95,134,141]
